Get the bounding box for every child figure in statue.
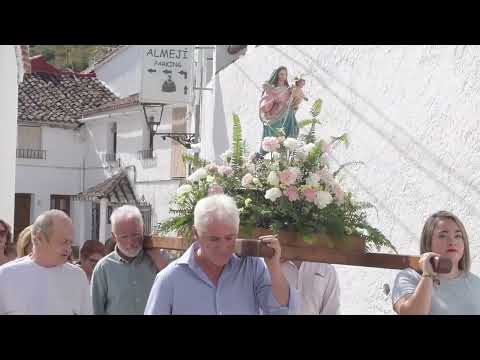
[291,77,308,112]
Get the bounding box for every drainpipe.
[99,197,108,244]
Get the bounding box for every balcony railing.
[137,149,154,160]
[16,148,47,160]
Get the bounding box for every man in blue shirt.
[145,194,298,315]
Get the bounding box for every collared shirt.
[91,247,157,315]
[144,242,299,315]
[281,261,340,315]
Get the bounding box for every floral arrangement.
[157,99,396,252]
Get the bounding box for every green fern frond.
[182,153,207,169]
[298,119,321,128]
[231,113,244,171]
[331,133,349,148]
[310,98,323,117]
[333,161,365,178]
[353,201,379,219]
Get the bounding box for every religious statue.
[291,76,308,112]
[259,66,307,141]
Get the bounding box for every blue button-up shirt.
[144,242,298,315]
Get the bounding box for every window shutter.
[170,107,187,179]
[17,126,41,149]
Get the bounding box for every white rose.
[294,148,307,161]
[283,137,300,151]
[265,187,283,202]
[220,149,233,162]
[253,177,261,185]
[303,143,316,155]
[176,184,193,196]
[315,191,333,209]
[267,171,280,186]
[187,168,208,182]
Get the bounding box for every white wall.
[82,104,183,233]
[94,46,143,98]
[16,126,89,245]
[0,46,19,227]
[200,45,480,314]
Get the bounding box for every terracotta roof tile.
[82,93,140,117]
[74,171,137,204]
[18,72,118,126]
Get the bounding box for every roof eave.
[17,119,82,129]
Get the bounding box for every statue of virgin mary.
[259,66,299,140]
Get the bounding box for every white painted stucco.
[15,126,89,245]
[0,45,19,227]
[86,45,207,236]
[94,46,143,98]
[200,45,480,314]
[13,45,196,247]
[81,103,183,235]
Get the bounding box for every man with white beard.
[91,205,158,315]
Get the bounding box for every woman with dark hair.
[259,66,299,141]
[79,240,106,283]
[0,220,13,266]
[392,211,480,314]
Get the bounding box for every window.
[17,126,42,149]
[50,195,71,217]
[137,197,152,235]
[105,122,117,162]
[170,107,187,179]
[17,126,46,159]
[112,123,117,157]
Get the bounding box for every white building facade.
[0,45,22,228]
[13,45,241,248]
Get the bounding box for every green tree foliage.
[29,45,120,72]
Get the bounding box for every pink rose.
[261,137,280,153]
[208,184,224,195]
[303,188,317,203]
[334,184,345,203]
[241,173,254,187]
[284,186,300,201]
[279,168,299,186]
[206,163,218,172]
[218,165,234,176]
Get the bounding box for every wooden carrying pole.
[144,235,420,272]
